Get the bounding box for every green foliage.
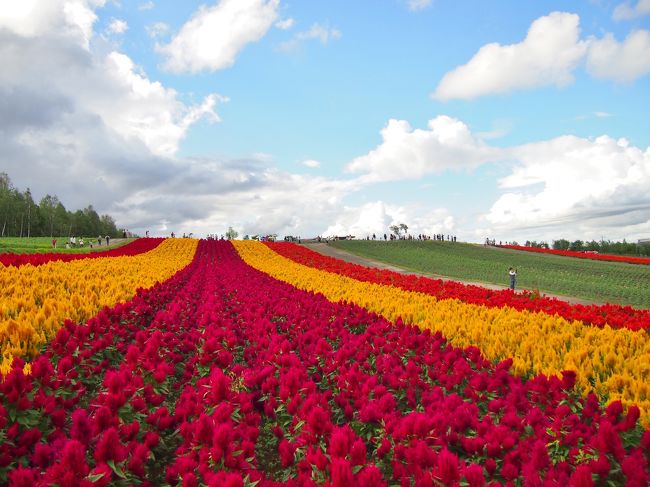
[0,236,131,254]
[329,240,650,309]
[0,172,119,238]
[550,237,650,257]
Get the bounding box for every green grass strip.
[329,240,650,309]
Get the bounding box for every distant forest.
[0,173,120,238]
[525,238,650,257]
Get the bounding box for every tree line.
[524,238,650,257]
[0,173,120,238]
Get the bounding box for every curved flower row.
[498,244,650,265]
[235,241,650,427]
[266,242,650,331]
[0,239,197,374]
[1,241,648,485]
[0,238,164,268]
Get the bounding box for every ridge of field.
[328,240,650,309]
[0,236,131,254]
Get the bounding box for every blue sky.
[1,0,649,242]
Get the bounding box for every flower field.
[325,240,650,309]
[265,242,650,331]
[1,240,649,485]
[0,238,164,268]
[0,239,197,375]
[498,245,650,266]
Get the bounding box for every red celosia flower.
[306,446,329,470]
[279,439,297,467]
[350,438,367,466]
[561,370,577,390]
[17,427,41,450]
[463,464,485,487]
[94,427,126,463]
[70,409,92,445]
[53,439,90,480]
[330,458,353,486]
[208,368,232,404]
[182,472,199,487]
[7,465,38,486]
[621,450,650,486]
[434,448,460,485]
[144,431,160,448]
[568,465,594,487]
[31,442,54,469]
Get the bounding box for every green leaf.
[87,472,106,482]
[107,460,128,480]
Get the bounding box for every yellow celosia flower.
[233,240,650,427]
[0,239,197,374]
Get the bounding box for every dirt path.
[303,242,601,306]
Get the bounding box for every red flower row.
[266,242,650,331]
[498,244,650,265]
[1,241,648,486]
[0,238,164,267]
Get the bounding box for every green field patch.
[329,240,650,309]
[0,236,131,255]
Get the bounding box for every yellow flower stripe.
[233,240,650,426]
[0,239,198,374]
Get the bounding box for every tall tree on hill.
[39,195,60,237]
[0,173,15,237]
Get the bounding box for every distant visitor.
[508,267,517,290]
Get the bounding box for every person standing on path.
[509,267,517,290]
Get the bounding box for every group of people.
[51,235,112,249]
[364,233,458,242]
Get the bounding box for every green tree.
[99,214,119,237]
[0,173,16,237]
[553,239,570,250]
[225,226,239,240]
[569,240,584,251]
[39,195,61,237]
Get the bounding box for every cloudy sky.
[1,0,649,242]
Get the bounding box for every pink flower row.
[1,241,648,486]
[0,238,164,267]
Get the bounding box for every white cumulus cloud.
[279,23,341,52]
[322,201,455,239]
[346,114,650,241]
[433,12,587,100]
[157,0,280,74]
[145,21,169,39]
[275,17,294,30]
[586,29,650,82]
[0,0,105,48]
[613,0,650,20]
[346,116,503,182]
[407,0,433,11]
[108,18,127,34]
[302,159,321,168]
[483,135,650,240]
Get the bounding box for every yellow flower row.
[233,240,650,426]
[0,239,198,374]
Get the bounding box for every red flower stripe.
[1,240,648,485]
[0,238,164,268]
[265,242,650,331]
[498,244,650,265]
